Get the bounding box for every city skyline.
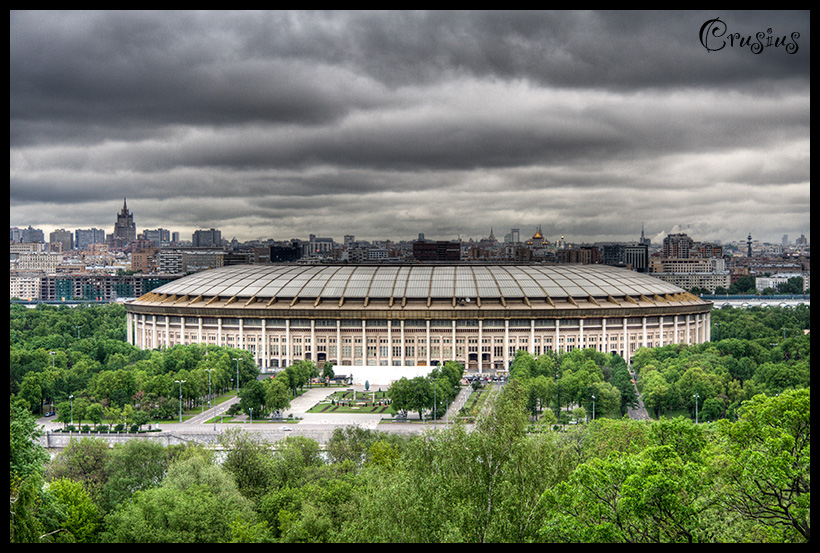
[10,11,810,245]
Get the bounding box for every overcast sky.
[10,10,810,246]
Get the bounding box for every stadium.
[124,263,712,380]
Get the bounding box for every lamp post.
[205,368,216,431]
[69,394,74,426]
[693,393,700,424]
[248,407,253,424]
[433,381,437,431]
[175,380,186,423]
[232,358,240,393]
[591,394,596,421]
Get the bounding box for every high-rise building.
[75,228,107,250]
[142,228,171,247]
[112,199,137,245]
[663,233,695,258]
[13,226,45,243]
[49,229,74,251]
[603,243,648,272]
[413,240,461,261]
[192,228,222,248]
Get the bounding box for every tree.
[101,439,170,512]
[639,370,672,419]
[10,402,49,482]
[101,451,259,543]
[588,381,621,419]
[713,389,810,542]
[540,445,718,543]
[46,438,111,503]
[238,378,266,416]
[388,376,433,420]
[219,427,277,501]
[86,402,104,428]
[264,376,292,413]
[47,478,102,542]
[609,364,639,415]
[321,362,335,384]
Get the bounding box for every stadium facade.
[124,264,712,373]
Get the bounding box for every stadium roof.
[148,263,686,303]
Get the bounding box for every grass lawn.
[306,388,395,415]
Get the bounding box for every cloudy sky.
[10,10,810,246]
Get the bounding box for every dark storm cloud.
[9,10,810,243]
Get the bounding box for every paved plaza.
[37,383,474,447]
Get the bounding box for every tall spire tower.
[112,198,137,245]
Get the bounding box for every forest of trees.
[9,302,810,542]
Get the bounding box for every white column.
[686,314,691,345]
[388,321,393,366]
[673,315,678,345]
[140,314,146,349]
[285,319,290,366]
[705,311,711,342]
[310,319,316,363]
[642,317,647,349]
[478,319,483,374]
[336,320,341,364]
[504,319,509,369]
[623,317,628,360]
[152,315,158,349]
[261,319,267,370]
[362,320,367,365]
[452,320,457,362]
[579,319,585,350]
[530,319,535,356]
[198,317,203,345]
[238,318,244,351]
[217,317,223,347]
[659,316,664,347]
[555,319,560,354]
[126,312,133,345]
[426,320,431,366]
[400,320,405,362]
[164,316,170,349]
[602,318,607,353]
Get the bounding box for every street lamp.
[69,394,74,426]
[205,368,216,431]
[591,394,596,421]
[175,380,186,423]
[232,358,240,393]
[693,393,700,424]
[433,382,437,431]
[248,407,253,424]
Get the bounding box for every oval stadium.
[124,263,712,380]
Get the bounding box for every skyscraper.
[112,198,137,245]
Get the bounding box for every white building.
[125,264,713,375]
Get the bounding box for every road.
[626,372,651,420]
[39,377,646,447]
[38,385,445,446]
